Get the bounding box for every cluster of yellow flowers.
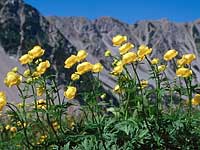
[1,46,49,111]
[36,99,46,110]
[63,50,103,100]
[19,46,44,64]
[110,35,197,98]
[19,45,50,78]
[109,35,153,91]
[110,35,153,76]
[163,49,195,78]
[5,125,17,133]
[4,46,50,87]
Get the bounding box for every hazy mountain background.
[0,0,200,101]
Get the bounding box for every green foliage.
[1,41,200,150]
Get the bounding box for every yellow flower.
[104,50,111,57]
[23,69,31,77]
[140,80,148,88]
[0,92,7,111]
[5,125,10,130]
[100,93,106,99]
[182,53,196,64]
[177,58,187,67]
[10,126,17,133]
[113,85,121,93]
[192,94,200,106]
[111,63,123,75]
[122,52,137,64]
[151,58,159,65]
[36,99,46,110]
[112,35,127,46]
[36,86,45,96]
[19,54,33,64]
[36,60,50,75]
[4,71,22,87]
[64,86,77,100]
[52,121,60,130]
[28,46,45,59]
[119,42,134,55]
[77,50,88,62]
[71,73,80,81]
[39,135,47,143]
[157,65,166,73]
[163,49,178,61]
[17,121,26,128]
[137,45,152,60]
[76,62,93,75]
[92,63,103,73]
[176,67,192,78]
[64,55,78,69]
[11,67,18,72]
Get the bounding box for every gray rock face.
[47,16,200,88]
[0,0,77,85]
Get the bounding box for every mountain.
[47,16,200,87]
[1,0,200,101]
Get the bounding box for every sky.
[24,0,200,24]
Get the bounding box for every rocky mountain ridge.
[0,0,200,100]
[47,16,200,87]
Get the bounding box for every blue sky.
[24,0,200,23]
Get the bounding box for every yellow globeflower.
[52,121,60,130]
[122,52,137,64]
[157,65,166,73]
[64,55,78,69]
[28,46,45,59]
[100,93,106,99]
[76,62,93,75]
[36,86,45,96]
[77,50,88,62]
[19,54,33,65]
[137,45,152,60]
[36,60,50,75]
[71,73,80,81]
[23,69,31,77]
[192,94,200,106]
[4,71,22,87]
[10,126,17,133]
[37,99,46,110]
[11,67,18,72]
[104,50,111,57]
[112,35,127,46]
[111,63,123,75]
[0,92,7,111]
[92,63,103,73]
[64,86,77,100]
[119,42,134,55]
[176,67,192,78]
[140,80,148,89]
[5,125,10,130]
[177,58,187,67]
[113,85,121,93]
[163,49,178,61]
[151,58,159,65]
[182,53,196,64]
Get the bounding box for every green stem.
[131,63,155,140]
